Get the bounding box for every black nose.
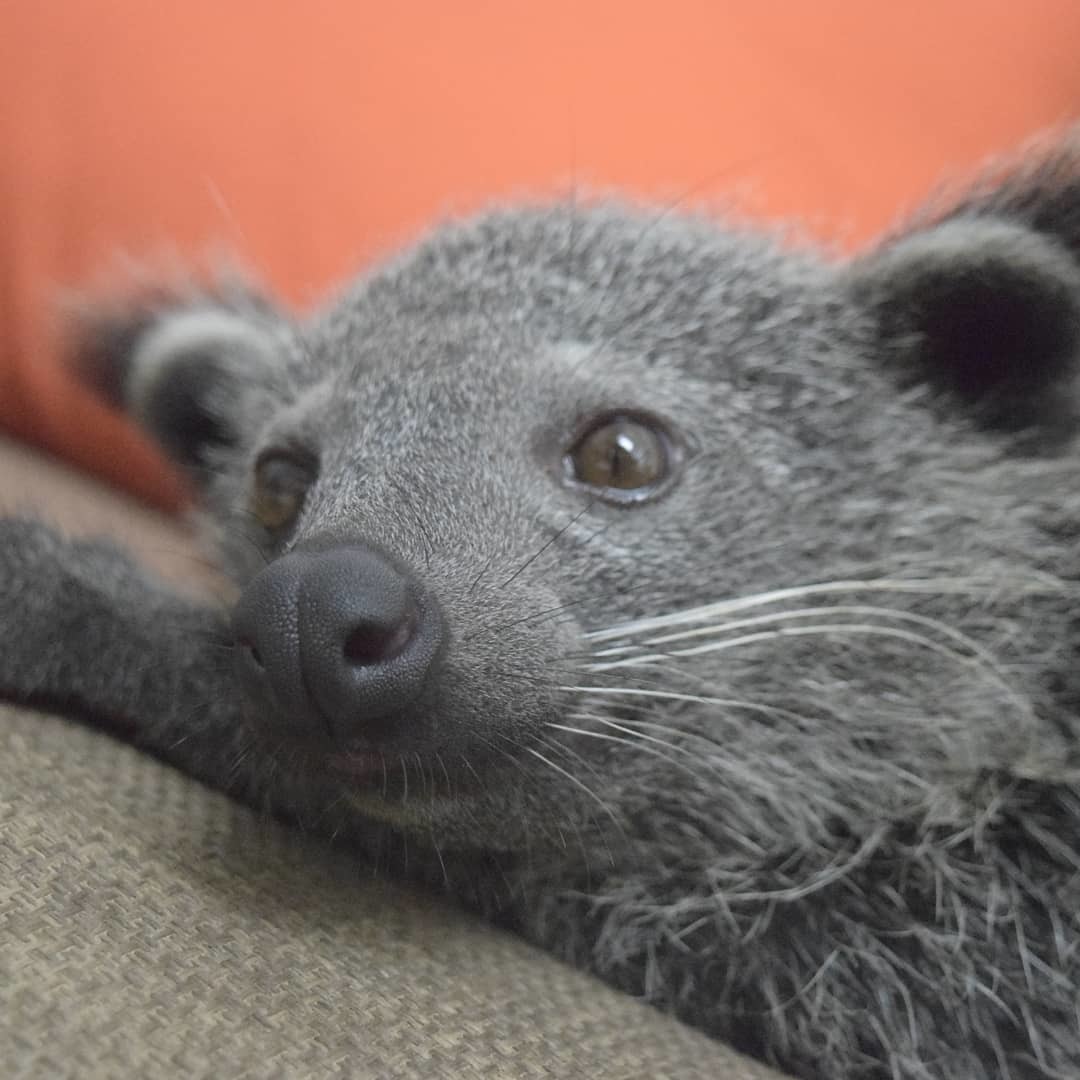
[232,544,443,742]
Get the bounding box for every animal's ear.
[847,138,1080,428]
[69,277,293,480]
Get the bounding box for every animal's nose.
[232,544,444,742]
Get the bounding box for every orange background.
[2,2,1079,510]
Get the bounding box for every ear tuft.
[64,284,180,409]
[851,218,1080,426]
[126,308,282,468]
[64,268,288,476]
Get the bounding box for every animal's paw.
[0,518,70,596]
[0,518,87,696]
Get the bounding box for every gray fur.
[3,131,1080,1079]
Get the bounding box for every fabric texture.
[0,703,785,1079]
[2,2,1079,509]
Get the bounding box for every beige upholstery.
[0,438,787,1078]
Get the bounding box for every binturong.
[2,129,1080,1079]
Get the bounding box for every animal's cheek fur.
[546,609,1075,869]
[322,574,603,849]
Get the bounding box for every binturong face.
[76,154,1080,872]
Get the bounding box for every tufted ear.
[69,277,293,484]
[848,136,1080,428]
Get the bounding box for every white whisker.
[584,575,1065,643]
[564,684,812,710]
[591,604,1004,660]
[593,623,964,667]
[560,714,808,805]
[582,622,1033,723]
[522,746,626,837]
[535,732,607,784]
[603,709,935,793]
[548,719,701,774]
[532,736,602,860]
[568,709,751,750]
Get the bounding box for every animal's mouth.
[322,745,481,830]
[240,690,504,810]
[317,739,490,802]
[325,748,387,782]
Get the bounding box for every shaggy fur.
[3,131,1080,1079]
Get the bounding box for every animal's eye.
[251,448,317,532]
[564,413,677,503]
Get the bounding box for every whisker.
[584,575,1067,643]
[385,474,437,571]
[483,665,576,689]
[435,751,454,799]
[585,604,1032,719]
[481,595,599,636]
[482,733,584,852]
[591,604,1002,659]
[546,719,707,780]
[531,736,609,871]
[568,686,769,713]
[473,582,656,640]
[564,680,887,713]
[459,753,484,788]
[428,822,450,887]
[414,751,429,801]
[521,745,626,839]
[574,691,813,729]
[595,621,1032,720]
[468,548,503,594]
[535,731,608,785]
[499,502,594,590]
[556,714,797,814]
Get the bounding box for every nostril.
[343,612,416,666]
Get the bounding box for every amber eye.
[564,413,676,502]
[251,449,317,532]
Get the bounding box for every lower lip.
[327,751,386,782]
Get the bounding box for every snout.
[232,542,444,743]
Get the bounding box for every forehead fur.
[302,204,839,381]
